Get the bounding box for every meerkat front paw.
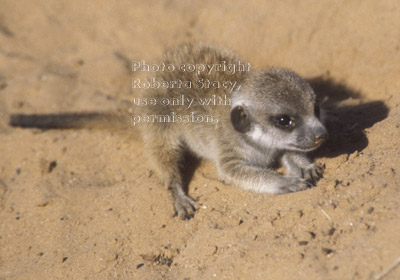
[282,153,325,186]
[300,163,325,185]
[278,177,313,193]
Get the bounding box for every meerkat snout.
[314,127,328,143]
[300,117,328,149]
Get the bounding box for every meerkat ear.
[231,106,251,133]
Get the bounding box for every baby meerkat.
[10,44,328,220]
[134,44,327,219]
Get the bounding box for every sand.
[0,0,400,279]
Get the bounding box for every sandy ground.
[1,0,400,279]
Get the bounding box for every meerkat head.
[231,68,328,152]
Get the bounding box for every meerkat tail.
[9,112,130,130]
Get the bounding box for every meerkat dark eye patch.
[231,106,251,133]
[273,115,296,130]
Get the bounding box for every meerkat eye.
[277,115,291,126]
[274,115,295,129]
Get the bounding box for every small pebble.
[136,263,144,269]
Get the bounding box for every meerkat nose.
[314,129,328,144]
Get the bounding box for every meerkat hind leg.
[150,143,197,219]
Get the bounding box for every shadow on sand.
[308,77,389,158]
